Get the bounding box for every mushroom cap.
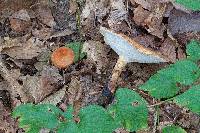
[51,47,74,69]
[100,26,170,63]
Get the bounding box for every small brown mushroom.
[51,47,74,69]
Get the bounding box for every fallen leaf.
[133,5,151,26]
[41,85,66,105]
[134,0,153,10]
[2,37,46,59]
[143,3,166,38]
[0,102,16,133]
[33,4,56,28]
[81,0,110,23]
[9,18,31,33]
[108,0,128,28]
[160,37,177,62]
[10,9,31,21]
[168,9,200,35]
[32,27,52,40]
[22,65,63,103]
[82,40,110,74]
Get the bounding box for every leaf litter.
[0,0,199,132]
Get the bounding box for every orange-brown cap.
[51,47,74,69]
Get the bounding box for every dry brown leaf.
[67,76,82,115]
[81,0,110,23]
[0,102,16,133]
[134,0,153,10]
[22,65,63,103]
[133,5,151,26]
[69,0,78,15]
[2,37,46,59]
[0,61,29,102]
[0,37,23,52]
[82,40,110,74]
[168,9,200,35]
[10,9,30,21]
[32,27,53,40]
[34,4,56,28]
[143,3,166,38]
[160,37,177,62]
[9,18,31,33]
[41,85,66,105]
[108,0,127,28]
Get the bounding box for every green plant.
[175,0,200,11]
[140,40,200,115]
[66,42,86,63]
[12,40,200,133]
[162,125,187,133]
[12,88,148,133]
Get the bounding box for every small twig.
[152,105,159,133]
[147,98,174,108]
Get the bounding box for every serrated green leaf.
[158,60,200,85]
[62,105,74,120]
[66,42,86,63]
[175,0,200,11]
[109,88,148,132]
[140,73,179,99]
[78,105,119,133]
[57,121,79,133]
[173,85,200,115]
[162,125,186,133]
[140,60,200,99]
[186,40,200,62]
[12,104,63,132]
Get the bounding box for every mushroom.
[51,47,74,69]
[100,26,170,93]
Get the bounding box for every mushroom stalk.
[109,56,127,93]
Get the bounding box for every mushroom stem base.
[109,56,127,93]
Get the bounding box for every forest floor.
[0,0,200,132]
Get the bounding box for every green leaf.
[62,105,74,120]
[12,103,63,133]
[173,85,200,115]
[78,105,119,133]
[57,121,79,133]
[158,60,200,85]
[66,42,86,63]
[186,40,200,62]
[140,60,200,99]
[162,125,186,133]
[109,88,148,132]
[175,0,200,11]
[139,73,179,99]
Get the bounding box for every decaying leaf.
[0,61,29,102]
[41,85,66,105]
[143,3,166,38]
[133,5,151,26]
[22,65,63,103]
[33,4,56,28]
[2,37,46,59]
[81,0,110,23]
[108,0,128,28]
[168,9,200,35]
[82,40,110,74]
[0,102,16,133]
